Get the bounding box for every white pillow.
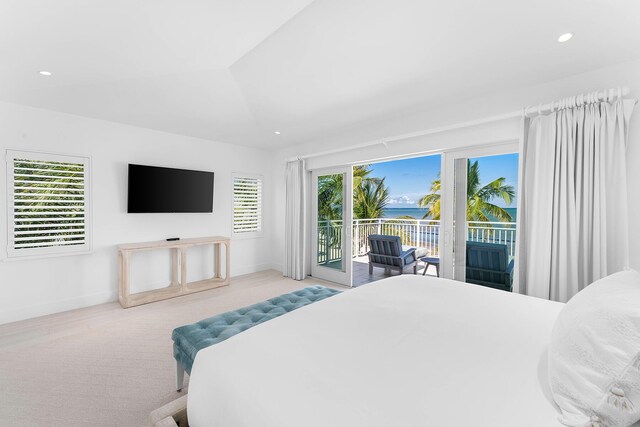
[549,269,640,427]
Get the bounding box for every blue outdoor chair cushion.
[465,241,514,291]
[172,285,341,374]
[401,250,418,265]
[368,235,416,267]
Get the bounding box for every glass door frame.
[439,142,519,281]
[310,166,353,286]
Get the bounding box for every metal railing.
[317,220,344,265]
[317,218,516,265]
[466,221,517,258]
[352,218,441,257]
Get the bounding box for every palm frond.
[353,177,389,219]
[476,178,515,206]
[478,202,514,222]
[467,160,481,197]
[417,159,515,224]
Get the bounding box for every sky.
[365,153,519,208]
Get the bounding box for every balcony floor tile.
[352,256,437,288]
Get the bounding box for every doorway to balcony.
[310,143,519,289]
[442,147,519,290]
[351,147,519,288]
[351,155,442,287]
[312,167,353,286]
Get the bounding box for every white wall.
[271,58,640,273]
[4,59,639,324]
[0,102,274,324]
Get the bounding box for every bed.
[187,275,566,426]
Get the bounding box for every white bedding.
[188,275,566,426]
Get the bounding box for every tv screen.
[127,164,214,213]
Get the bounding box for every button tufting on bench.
[172,285,341,376]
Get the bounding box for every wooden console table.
[118,236,230,308]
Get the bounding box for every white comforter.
[188,275,565,426]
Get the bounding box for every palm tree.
[317,174,343,221]
[317,165,389,221]
[418,175,442,221]
[353,177,389,219]
[418,160,515,222]
[317,165,389,260]
[353,165,379,188]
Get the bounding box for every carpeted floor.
[0,270,343,427]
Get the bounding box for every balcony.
[317,218,516,286]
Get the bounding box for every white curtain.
[284,159,307,280]
[518,97,635,302]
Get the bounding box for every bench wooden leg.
[176,361,185,392]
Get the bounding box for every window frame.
[6,149,92,259]
[231,172,263,239]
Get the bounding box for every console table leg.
[171,248,179,287]
[180,248,188,291]
[214,243,221,279]
[119,251,131,308]
[118,252,123,303]
[225,241,231,282]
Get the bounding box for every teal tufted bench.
[171,285,341,391]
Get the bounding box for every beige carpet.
[0,270,343,427]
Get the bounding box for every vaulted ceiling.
[1,0,640,150]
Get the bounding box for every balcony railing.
[317,220,344,266]
[317,218,516,266]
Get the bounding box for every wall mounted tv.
[127,164,214,213]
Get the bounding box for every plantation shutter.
[7,150,90,257]
[233,174,262,235]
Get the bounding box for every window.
[6,150,90,258]
[232,173,262,236]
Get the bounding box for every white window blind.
[6,150,91,258]
[232,174,262,235]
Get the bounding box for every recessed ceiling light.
[557,33,573,43]
[39,71,52,76]
[274,131,281,135]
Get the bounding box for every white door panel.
[310,167,353,286]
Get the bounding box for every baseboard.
[0,290,118,325]
[1,263,277,326]
[268,263,283,274]
[231,262,274,277]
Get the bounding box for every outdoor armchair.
[367,234,417,275]
[465,241,514,292]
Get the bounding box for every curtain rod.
[288,86,632,162]
[524,86,630,117]
[287,111,521,162]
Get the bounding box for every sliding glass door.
[440,144,519,288]
[306,145,517,289]
[310,167,353,286]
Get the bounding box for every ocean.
[382,207,429,219]
[382,207,517,222]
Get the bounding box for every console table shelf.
[118,236,230,308]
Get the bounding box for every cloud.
[388,195,415,205]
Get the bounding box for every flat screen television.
[127,164,214,213]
